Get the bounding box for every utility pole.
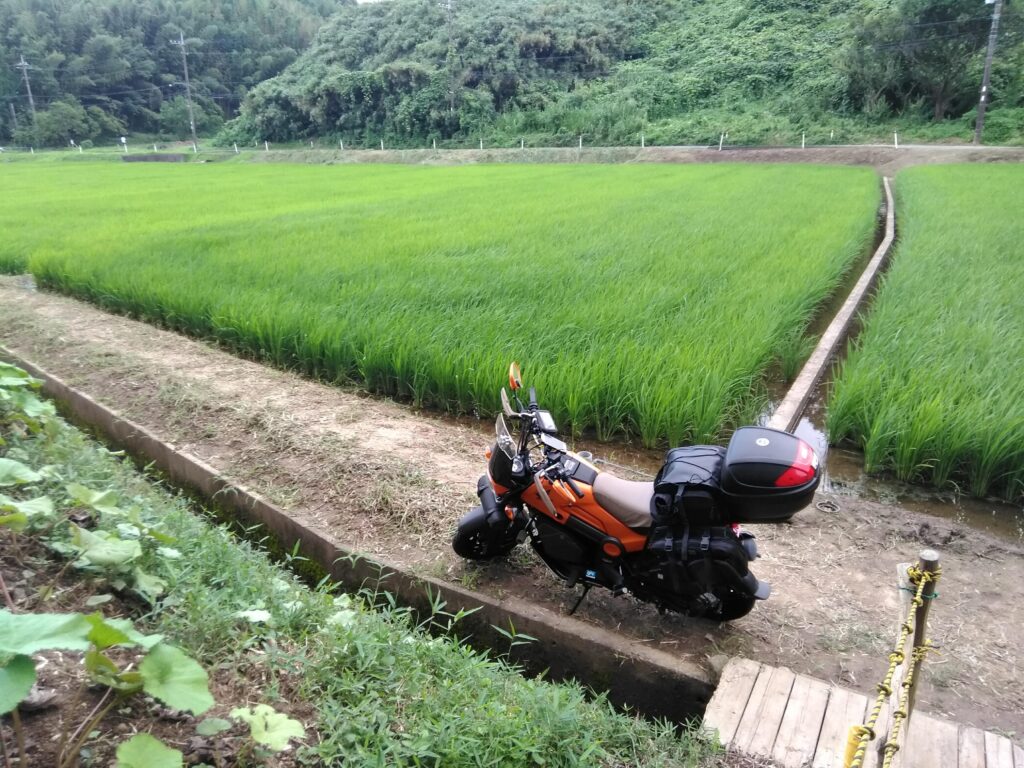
[170,31,199,147]
[8,102,18,132]
[444,0,455,114]
[973,0,1004,145]
[15,55,36,123]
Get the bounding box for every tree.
[16,99,90,146]
[158,95,222,139]
[844,0,991,120]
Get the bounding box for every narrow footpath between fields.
[1,276,1021,735]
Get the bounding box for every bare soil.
[1,277,1021,740]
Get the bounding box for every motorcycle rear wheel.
[710,594,757,622]
[452,528,519,560]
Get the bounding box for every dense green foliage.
[4,362,714,766]
[2,162,877,445]
[0,0,349,144]
[829,165,1024,501]
[220,0,1024,147]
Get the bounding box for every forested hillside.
[220,0,1023,147]
[0,0,349,145]
[4,0,1022,147]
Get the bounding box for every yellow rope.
[843,563,940,768]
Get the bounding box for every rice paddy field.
[829,165,1024,500]
[0,161,879,445]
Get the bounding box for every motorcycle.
[452,363,821,621]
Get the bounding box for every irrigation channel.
[0,171,1021,736]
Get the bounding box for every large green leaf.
[0,494,55,523]
[115,733,183,768]
[139,644,213,715]
[0,458,42,487]
[0,511,27,531]
[230,704,306,751]
[0,655,36,715]
[0,363,36,387]
[0,611,92,655]
[7,388,56,420]
[71,526,142,567]
[66,483,124,516]
[133,568,167,604]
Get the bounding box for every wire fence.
[2,132,1021,158]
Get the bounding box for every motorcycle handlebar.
[528,387,538,411]
[563,474,584,498]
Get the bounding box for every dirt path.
[1,276,1021,737]
[254,143,1024,176]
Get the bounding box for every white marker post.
[578,135,583,150]
[234,143,239,154]
[192,142,197,153]
[830,129,834,142]
[121,136,128,153]
[310,140,314,148]
[479,138,483,150]
[520,138,524,150]
[718,133,725,151]
[433,138,437,150]
[380,139,384,151]
[802,132,806,149]
[894,132,899,149]
[30,147,34,155]
[340,139,344,150]
[641,133,645,148]
[153,144,158,152]
[78,145,83,153]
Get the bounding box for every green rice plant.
[4,161,878,446]
[829,165,1024,500]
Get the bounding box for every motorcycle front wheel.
[452,527,519,560]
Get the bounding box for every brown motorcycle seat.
[593,473,653,530]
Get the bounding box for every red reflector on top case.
[774,440,817,488]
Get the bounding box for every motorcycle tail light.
[773,439,818,488]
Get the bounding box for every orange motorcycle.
[452,363,820,621]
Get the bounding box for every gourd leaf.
[0,494,55,522]
[133,569,167,604]
[230,704,306,751]
[115,733,183,768]
[66,483,124,516]
[0,655,36,715]
[139,644,213,715]
[196,717,233,736]
[0,611,92,654]
[71,526,142,567]
[0,458,42,487]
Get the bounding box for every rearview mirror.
[508,362,523,391]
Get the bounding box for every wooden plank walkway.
[704,658,1023,768]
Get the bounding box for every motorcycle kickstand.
[568,584,592,616]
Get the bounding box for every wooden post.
[906,549,939,720]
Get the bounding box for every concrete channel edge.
[769,176,896,433]
[0,345,714,722]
